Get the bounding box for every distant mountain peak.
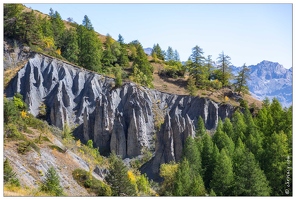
[233,60,292,107]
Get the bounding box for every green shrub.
[4,123,24,140]
[72,168,111,196]
[4,159,20,187]
[17,141,32,154]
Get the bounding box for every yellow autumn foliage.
[224,96,229,102]
[20,111,28,118]
[127,170,137,185]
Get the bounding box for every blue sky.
[24,3,292,68]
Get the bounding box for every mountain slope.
[231,61,292,107]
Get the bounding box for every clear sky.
[23,2,292,68]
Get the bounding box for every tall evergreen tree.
[201,133,214,189]
[173,158,192,196]
[49,10,65,48]
[61,28,79,64]
[182,137,202,175]
[210,148,234,196]
[117,34,124,45]
[174,50,180,61]
[166,46,174,61]
[189,45,209,88]
[151,43,165,60]
[234,63,250,94]
[77,23,102,72]
[196,116,206,137]
[105,153,137,196]
[216,51,232,86]
[231,111,247,142]
[212,119,234,156]
[233,150,271,196]
[223,118,234,141]
[262,131,289,196]
[82,15,94,30]
[19,10,42,44]
[4,4,24,39]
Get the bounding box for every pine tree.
[231,111,247,142]
[82,15,93,30]
[205,55,214,79]
[216,51,232,86]
[41,167,63,196]
[4,4,24,39]
[105,153,137,196]
[117,34,124,45]
[189,45,209,88]
[166,46,174,61]
[210,148,234,196]
[187,76,197,96]
[132,43,153,87]
[234,63,250,94]
[61,28,79,64]
[49,10,65,48]
[262,131,289,196]
[182,137,202,175]
[196,116,206,137]
[19,10,43,44]
[223,118,234,141]
[201,133,214,189]
[189,174,206,196]
[151,43,165,60]
[77,24,102,72]
[174,50,180,61]
[212,119,234,156]
[173,158,192,196]
[233,150,271,196]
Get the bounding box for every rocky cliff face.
[5,54,235,179]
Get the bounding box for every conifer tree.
[223,118,234,141]
[196,116,206,137]
[105,153,137,196]
[61,28,79,63]
[190,174,206,196]
[262,131,289,196]
[151,43,165,60]
[234,63,250,94]
[4,4,24,39]
[174,50,180,61]
[41,167,64,196]
[49,10,65,48]
[77,23,102,72]
[216,51,232,86]
[212,119,234,156]
[231,111,247,142]
[210,148,234,196]
[201,133,214,189]
[117,34,124,45]
[182,137,202,175]
[233,150,271,196]
[173,158,192,196]
[166,46,174,61]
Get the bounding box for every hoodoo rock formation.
[5,54,235,179]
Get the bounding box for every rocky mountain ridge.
[5,53,235,179]
[231,60,292,107]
